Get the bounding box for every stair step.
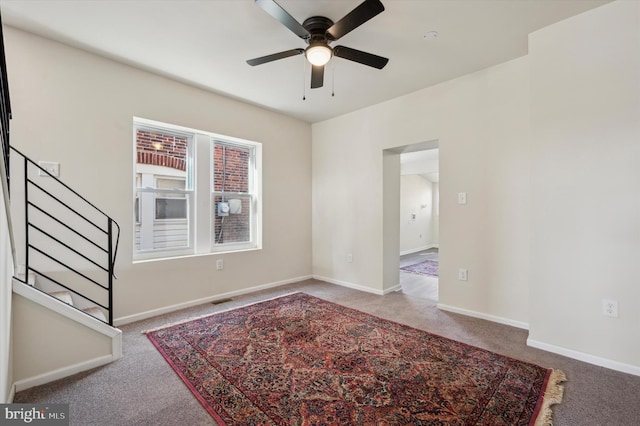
[49,291,73,306]
[17,271,36,285]
[83,307,106,322]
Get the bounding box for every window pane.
[136,130,189,182]
[213,144,251,193]
[212,142,254,247]
[135,125,192,255]
[213,195,252,245]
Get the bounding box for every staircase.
[0,11,122,396]
[1,11,120,326]
[9,146,120,326]
[17,270,107,323]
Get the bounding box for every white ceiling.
[1,0,610,123]
[401,149,439,182]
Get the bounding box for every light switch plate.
[458,268,468,281]
[458,192,467,204]
[38,161,60,177]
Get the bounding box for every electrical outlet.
[347,253,353,263]
[458,268,468,281]
[602,299,618,318]
[216,259,224,271]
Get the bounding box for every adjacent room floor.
[400,248,439,301]
[14,278,640,426]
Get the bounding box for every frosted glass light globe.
[305,44,332,66]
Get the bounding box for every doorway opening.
[384,141,439,300]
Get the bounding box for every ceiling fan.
[247,0,389,89]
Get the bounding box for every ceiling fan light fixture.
[305,44,333,66]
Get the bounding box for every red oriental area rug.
[146,293,565,426]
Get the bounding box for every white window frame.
[211,139,260,252]
[133,117,262,262]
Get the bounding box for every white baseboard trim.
[14,354,116,392]
[382,284,402,295]
[114,275,313,326]
[400,244,439,256]
[527,338,640,377]
[437,303,529,330]
[313,275,387,296]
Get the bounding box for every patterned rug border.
[146,332,228,425]
[146,292,566,425]
[141,291,301,335]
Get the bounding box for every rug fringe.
[534,369,567,426]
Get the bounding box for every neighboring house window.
[155,177,188,220]
[133,118,261,261]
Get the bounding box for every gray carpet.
[14,279,640,425]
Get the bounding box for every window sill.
[132,245,261,264]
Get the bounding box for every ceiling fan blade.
[326,0,384,41]
[333,45,389,69]
[311,65,324,88]
[247,49,304,66]
[255,0,310,39]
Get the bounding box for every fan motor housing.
[302,16,334,44]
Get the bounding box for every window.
[133,118,261,261]
[212,142,257,249]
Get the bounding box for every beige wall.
[4,27,312,322]
[0,171,13,402]
[527,0,640,370]
[400,175,436,254]
[382,151,400,292]
[313,55,531,323]
[313,0,639,372]
[11,294,113,384]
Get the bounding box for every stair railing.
[10,146,120,326]
[0,11,16,270]
[0,14,11,192]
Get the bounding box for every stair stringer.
[11,278,122,392]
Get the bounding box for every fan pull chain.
[331,60,335,97]
[302,56,306,101]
